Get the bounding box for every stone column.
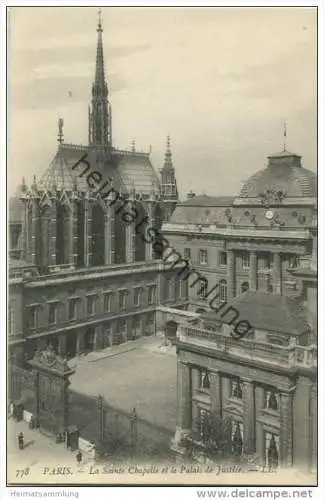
[49,197,57,266]
[145,200,154,261]
[255,386,265,463]
[227,250,235,300]
[69,197,78,268]
[273,252,282,295]
[84,195,92,267]
[242,378,255,454]
[76,330,85,355]
[210,371,222,421]
[191,367,201,431]
[125,201,136,264]
[93,326,103,351]
[58,334,67,357]
[104,197,115,265]
[310,383,317,472]
[177,362,192,432]
[249,251,257,291]
[279,390,293,467]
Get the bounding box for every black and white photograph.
[2,2,321,492]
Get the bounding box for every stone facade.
[8,12,183,364]
[166,151,317,472]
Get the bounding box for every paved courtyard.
[69,334,178,433]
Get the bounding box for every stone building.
[8,12,182,363]
[165,149,317,471]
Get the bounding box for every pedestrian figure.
[18,432,24,450]
[76,450,82,464]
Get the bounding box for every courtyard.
[69,334,177,435]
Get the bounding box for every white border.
[1,1,322,498]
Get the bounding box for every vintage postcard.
[4,3,320,490]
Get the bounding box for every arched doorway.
[66,331,77,359]
[84,327,95,353]
[241,282,249,293]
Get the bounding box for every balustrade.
[179,324,317,369]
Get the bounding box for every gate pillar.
[29,344,75,435]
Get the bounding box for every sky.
[8,6,317,198]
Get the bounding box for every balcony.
[178,324,317,370]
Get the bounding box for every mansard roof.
[228,290,310,336]
[169,195,234,225]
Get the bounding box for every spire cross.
[97,8,103,32]
[283,121,287,152]
[57,118,64,144]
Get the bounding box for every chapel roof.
[37,143,161,197]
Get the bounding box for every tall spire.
[95,8,105,90]
[89,8,112,149]
[164,135,173,167]
[160,135,178,206]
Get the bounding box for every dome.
[239,151,317,199]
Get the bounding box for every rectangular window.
[119,291,127,312]
[230,377,243,400]
[103,293,112,313]
[200,370,210,391]
[287,255,300,269]
[48,303,58,325]
[133,288,141,307]
[197,278,208,300]
[29,307,37,329]
[87,296,96,317]
[241,252,250,269]
[198,408,211,440]
[148,285,156,305]
[199,249,208,265]
[258,253,273,270]
[68,299,77,320]
[219,251,227,266]
[184,248,191,261]
[264,389,280,411]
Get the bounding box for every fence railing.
[178,325,317,369]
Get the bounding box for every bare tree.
[183,413,233,461]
